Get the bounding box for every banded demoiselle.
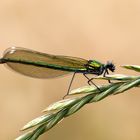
[0,47,115,97]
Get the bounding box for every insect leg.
[87,77,95,85]
[63,71,77,99]
[83,74,91,85]
[83,73,101,91]
[103,69,111,83]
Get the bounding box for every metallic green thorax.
[88,60,104,69]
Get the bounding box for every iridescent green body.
[0,47,109,79]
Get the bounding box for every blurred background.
[0,0,140,140]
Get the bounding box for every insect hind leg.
[63,71,77,99]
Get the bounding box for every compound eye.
[110,66,115,72]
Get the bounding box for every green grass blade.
[15,64,140,140]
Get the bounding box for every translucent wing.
[2,47,88,78]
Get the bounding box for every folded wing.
[3,47,88,78]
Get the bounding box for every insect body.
[0,47,115,96]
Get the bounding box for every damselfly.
[0,47,115,97]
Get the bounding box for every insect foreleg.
[103,69,111,83]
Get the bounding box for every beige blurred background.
[0,0,140,140]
